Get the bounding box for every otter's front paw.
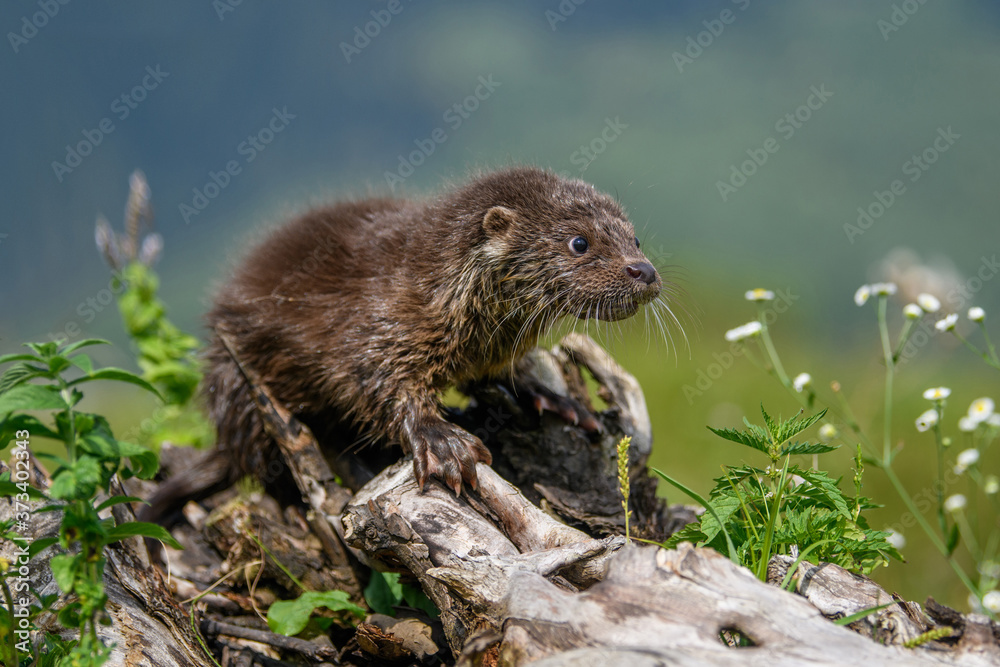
[406,419,492,495]
[517,381,603,434]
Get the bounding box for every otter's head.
[475,167,661,322]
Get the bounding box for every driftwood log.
[4,333,999,665]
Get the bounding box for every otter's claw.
[529,389,604,433]
[407,419,492,495]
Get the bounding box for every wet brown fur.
[146,166,662,521]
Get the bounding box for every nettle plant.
[705,284,1000,617]
[656,406,900,581]
[0,339,180,666]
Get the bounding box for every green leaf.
[60,338,111,355]
[124,448,159,480]
[67,368,163,400]
[776,408,828,445]
[652,467,739,564]
[50,553,81,593]
[707,425,769,454]
[96,495,144,512]
[26,342,59,358]
[47,356,71,376]
[267,590,366,636]
[0,479,47,500]
[106,521,182,550]
[364,571,403,616]
[0,363,49,395]
[794,468,852,519]
[0,353,43,365]
[400,584,439,618]
[49,456,102,501]
[833,603,892,626]
[760,404,780,442]
[0,413,61,443]
[780,441,839,456]
[0,384,68,414]
[29,537,59,558]
[946,523,960,556]
[660,521,707,550]
[68,354,94,375]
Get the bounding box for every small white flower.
[872,282,898,296]
[968,306,986,322]
[885,529,906,550]
[745,288,775,302]
[968,397,995,424]
[917,293,941,313]
[793,373,812,393]
[819,424,838,442]
[724,321,762,342]
[935,313,959,331]
[989,414,1000,428]
[854,284,872,306]
[923,387,951,401]
[983,591,1000,614]
[959,415,979,432]
[903,303,923,319]
[944,494,967,513]
[985,475,999,495]
[958,448,980,467]
[915,409,939,432]
[954,448,980,475]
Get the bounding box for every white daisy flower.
[968,397,995,424]
[885,529,906,550]
[792,373,812,393]
[854,284,872,306]
[968,306,986,322]
[872,282,898,296]
[944,494,967,513]
[818,424,837,442]
[915,409,938,432]
[984,591,1000,614]
[959,415,979,432]
[922,387,951,401]
[954,448,980,475]
[903,304,923,319]
[745,288,775,302]
[724,321,762,342]
[984,475,999,496]
[917,293,941,313]
[935,313,959,331]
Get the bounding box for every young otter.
[149,167,662,518]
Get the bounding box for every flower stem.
[952,330,1000,371]
[757,305,790,388]
[877,296,894,464]
[881,464,978,595]
[979,321,1000,366]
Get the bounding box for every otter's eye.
[569,236,589,255]
[634,236,640,249]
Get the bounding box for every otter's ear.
[483,206,517,237]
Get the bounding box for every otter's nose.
[625,262,658,285]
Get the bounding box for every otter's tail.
[138,449,235,528]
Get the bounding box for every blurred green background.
[3,1,998,611]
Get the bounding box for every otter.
[147,166,664,520]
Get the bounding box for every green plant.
[616,436,633,541]
[658,405,901,581]
[95,170,211,448]
[364,571,438,619]
[0,339,181,666]
[721,283,1000,616]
